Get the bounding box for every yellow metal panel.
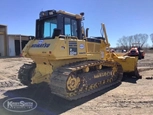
[20,23,139,85]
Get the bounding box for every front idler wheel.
[66,74,81,92]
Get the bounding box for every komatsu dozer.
[18,10,141,100]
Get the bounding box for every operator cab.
[35,9,105,44]
[35,10,83,39]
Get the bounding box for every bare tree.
[117,33,148,49]
[117,36,129,50]
[143,43,149,49]
[128,35,134,48]
[133,34,139,43]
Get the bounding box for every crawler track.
[18,62,36,86]
[50,60,123,100]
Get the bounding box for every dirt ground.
[0,53,153,115]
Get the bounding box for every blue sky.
[0,0,153,47]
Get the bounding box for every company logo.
[80,44,84,49]
[3,97,37,112]
[38,40,44,44]
[31,43,50,48]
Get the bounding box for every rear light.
[49,51,52,54]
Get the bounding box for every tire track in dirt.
[0,58,31,92]
[0,75,23,92]
[80,100,153,110]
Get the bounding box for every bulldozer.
[18,9,141,100]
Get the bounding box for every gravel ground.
[0,54,153,115]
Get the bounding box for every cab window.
[64,17,77,37]
[64,18,71,36]
[72,20,77,36]
[43,18,57,38]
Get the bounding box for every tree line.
[116,33,153,50]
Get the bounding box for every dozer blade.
[50,60,123,100]
[123,67,142,79]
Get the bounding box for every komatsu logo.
[31,43,50,48]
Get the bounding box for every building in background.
[8,34,29,56]
[0,24,30,57]
[0,24,8,56]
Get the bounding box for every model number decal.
[31,43,50,48]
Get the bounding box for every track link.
[18,62,36,86]
[50,60,123,100]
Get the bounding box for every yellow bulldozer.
[18,10,141,100]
